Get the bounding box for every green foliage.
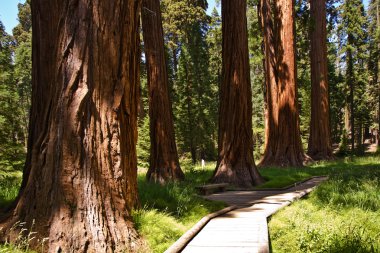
[0,21,26,171]
[162,0,218,162]
[338,0,372,150]
[137,116,150,168]
[367,0,380,129]
[0,169,21,207]
[0,2,31,172]
[295,0,312,147]
[247,3,265,157]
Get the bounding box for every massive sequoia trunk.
[0,1,141,252]
[260,0,307,167]
[141,0,184,183]
[307,0,333,160]
[212,0,264,188]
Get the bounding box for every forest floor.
[0,154,379,252]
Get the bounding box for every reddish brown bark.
[141,0,184,183]
[260,0,279,162]
[260,0,307,167]
[213,0,264,188]
[308,0,333,160]
[0,1,142,252]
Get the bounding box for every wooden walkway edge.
[165,176,328,253]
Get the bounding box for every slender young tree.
[0,1,141,251]
[308,0,333,160]
[141,0,184,183]
[260,0,307,167]
[213,0,264,187]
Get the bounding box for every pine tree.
[13,1,32,150]
[338,0,369,152]
[368,0,380,140]
[0,21,25,171]
[162,0,218,163]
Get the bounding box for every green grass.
[1,157,380,252]
[0,169,21,208]
[133,163,225,252]
[268,156,380,253]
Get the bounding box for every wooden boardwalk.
[167,176,328,253]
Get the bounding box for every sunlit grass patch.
[269,165,380,253]
[133,163,225,252]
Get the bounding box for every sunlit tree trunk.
[260,0,307,167]
[213,0,264,187]
[347,37,355,152]
[1,1,141,251]
[307,0,333,160]
[142,0,184,183]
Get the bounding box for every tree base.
[213,160,264,188]
[146,166,184,184]
[307,150,334,161]
[259,151,312,167]
[0,207,143,252]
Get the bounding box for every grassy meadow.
[0,156,379,252]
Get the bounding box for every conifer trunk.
[213,0,264,188]
[260,0,307,167]
[307,0,333,160]
[141,0,184,183]
[260,0,279,163]
[347,36,355,152]
[1,1,141,252]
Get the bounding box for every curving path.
[166,176,328,253]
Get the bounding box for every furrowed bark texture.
[259,0,307,167]
[213,0,264,188]
[308,0,333,160]
[141,0,184,183]
[0,0,141,252]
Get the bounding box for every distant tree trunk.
[260,0,307,167]
[1,1,141,252]
[347,36,355,152]
[142,0,184,183]
[259,0,279,164]
[213,0,264,188]
[307,0,333,160]
[344,104,351,135]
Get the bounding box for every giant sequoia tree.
[141,0,184,183]
[308,0,333,160]
[212,0,264,187]
[259,0,307,167]
[0,1,141,251]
